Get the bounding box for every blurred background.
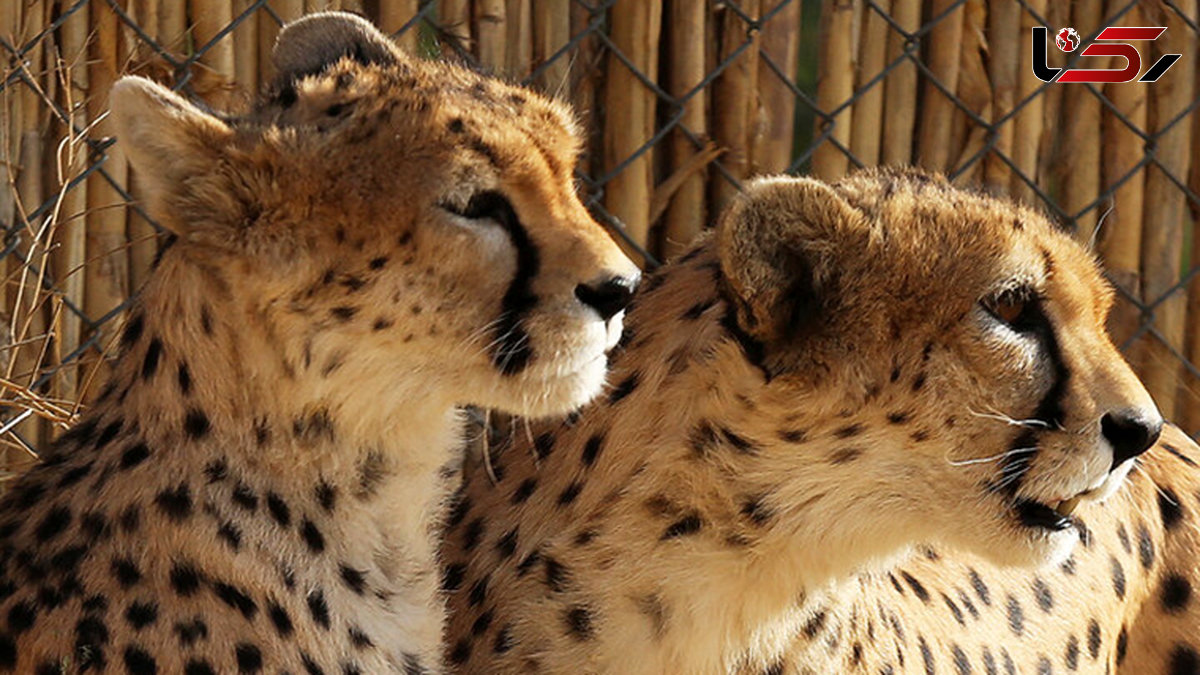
[0,0,1197,478]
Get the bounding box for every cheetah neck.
[63,250,465,666]
[449,246,925,673]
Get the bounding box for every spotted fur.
[0,12,635,674]
[441,169,1192,674]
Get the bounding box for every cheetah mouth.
[1014,491,1092,531]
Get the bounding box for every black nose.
[1103,408,1163,471]
[575,276,637,321]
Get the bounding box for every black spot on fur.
[124,600,158,630]
[901,571,930,603]
[662,513,702,539]
[120,443,151,469]
[123,646,157,675]
[300,519,326,553]
[558,481,583,505]
[213,581,257,619]
[1162,573,1192,613]
[184,409,210,439]
[308,589,331,629]
[609,373,640,404]
[155,483,193,521]
[174,617,209,646]
[177,363,192,395]
[564,605,594,640]
[141,339,162,379]
[1006,595,1024,635]
[268,600,294,636]
[170,562,203,596]
[512,477,537,504]
[1169,645,1200,675]
[235,643,263,673]
[582,434,605,467]
[442,563,466,592]
[112,557,142,588]
[1111,556,1127,598]
[340,565,367,595]
[266,492,291,527]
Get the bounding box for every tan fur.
[0,12,635,675]
[441,169,1193,674]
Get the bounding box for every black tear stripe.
[468,191,540,376]
[995,297,1070,498]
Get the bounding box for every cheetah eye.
[440,190,516,229]
[983,286,1038,332]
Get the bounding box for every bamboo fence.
[2,0,1200,472]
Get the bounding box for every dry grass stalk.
[881,0,919,165]
[753,0,800,175]
[983,0,1019,194]
[661,0,708,258]
[602,0,662,250]
[532,0,570,97]
[849,0,888,167]
[506,0,532,78]
[811,0,856,180]
[475,0,507,71]
[379,0,420,53]
[1139,0,1195,419]
[1010,0,1046,202]
[915,0,964,172]
[711,0,760,211]
[949,0,990,185]
[1098,1,1146,351]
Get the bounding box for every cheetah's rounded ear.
[717,175,868,344]
[272,11,402,81]
[110,76,238,237]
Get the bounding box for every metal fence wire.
[1,0,1200,469]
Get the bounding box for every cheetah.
[0,12,637,674]
[440,168,1198,674]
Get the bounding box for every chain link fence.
[1,0,1199,469]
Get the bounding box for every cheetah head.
[109,13,637,420]
[718,168,1161,568]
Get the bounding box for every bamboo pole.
[602,0,661,252]
[880,0,919,165]
[190,0,236,107]
[1059,0,1105,241]
[849,0,888,167]
[159,0,188,53]
[752,0,799,175]
[52,0,90,405]
[379,0,420,54]
[259,0,304,82]
[1035,1,1068,194]
[476,0,507,72]
[84,0,130,396]
[440,0,472,55]
[1185,64,1200,431]
[949,0,990,185]
[660,0,707,258]
[711,0,760,209]
[233,0,260,97]
[1140,0,1195,419]
[983,0,1019,194]
[532,0,570,97]
[568,0,599,175]
[506,0,532,79]
[1010,0,1047,202]
[811,0,856,180]
[10,0,48,453]
[1099,1,1146,351]
[915,0,964,172]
